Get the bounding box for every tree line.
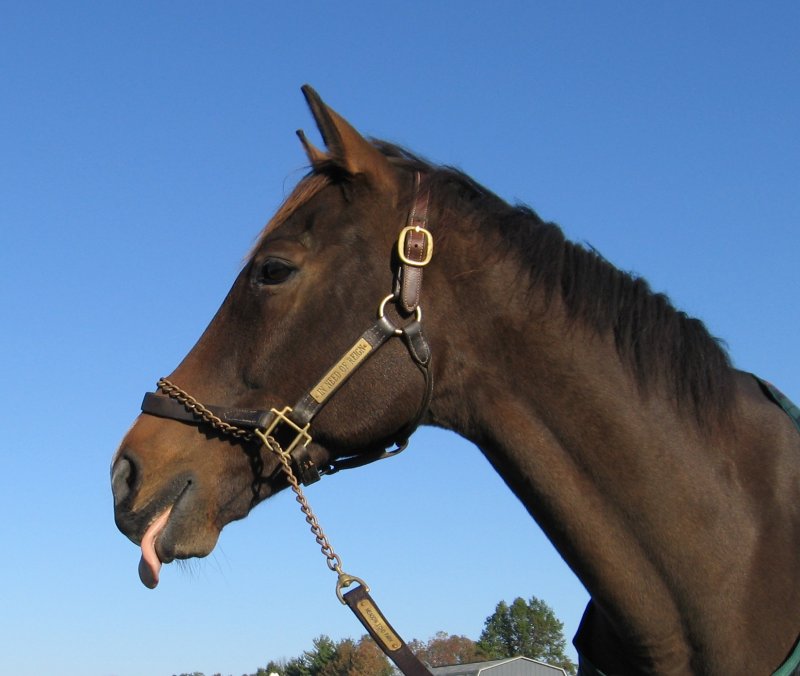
[174,595,576,676]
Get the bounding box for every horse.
[112,85,800,675]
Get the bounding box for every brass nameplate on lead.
[356,599,402,651]
[310,338,373,404]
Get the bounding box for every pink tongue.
[138,507,172,589]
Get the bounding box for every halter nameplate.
[310,338,373,404]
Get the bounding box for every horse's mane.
[258,140,736,425]
[374,141,736,425]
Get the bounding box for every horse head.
[112,86,448,587]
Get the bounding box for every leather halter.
[140,173,434,486]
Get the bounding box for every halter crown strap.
[397,173,432,313]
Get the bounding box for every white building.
[430,656,569,676]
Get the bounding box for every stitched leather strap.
[292,315,400,426]
[343,584,433,676]
[398,175,432,313]
[141,392,269,428]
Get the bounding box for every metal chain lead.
[254,429,343,574]
[157,378,338,569]
[156,378,367,601]
[256,430,368,603]
[157,378,254,440]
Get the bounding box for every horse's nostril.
[111,454,139,507]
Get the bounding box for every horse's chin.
[129,475,245,588]
[155,513,221,564]
[113,440,264,587]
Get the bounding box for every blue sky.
[1,3,798,675]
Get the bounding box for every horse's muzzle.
[111,452,193,547]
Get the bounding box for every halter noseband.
[140,173,435,485]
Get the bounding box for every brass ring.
[377,294,396,319]
[377,294,423,323]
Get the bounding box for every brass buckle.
[397,225,434,267]
[263,406,312,455]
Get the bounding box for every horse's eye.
[257,258,296,285]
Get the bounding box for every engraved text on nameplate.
[356,599,402,651]
[310,338,373,404]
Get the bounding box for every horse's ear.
[300,84,397,197]
[296,129,328,167]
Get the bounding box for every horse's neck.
[439,308,696,638]
[427,265,800,673]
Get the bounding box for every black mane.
[375,140,735,425]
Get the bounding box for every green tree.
[477,596,576,675]
[284,635,337,676]
[254,660,286,675]
[280,633,391,676]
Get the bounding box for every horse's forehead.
[258,174,394,253]
[249,173,334,256]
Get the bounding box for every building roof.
[430,656,568,676]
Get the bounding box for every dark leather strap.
[292,315,400,426]
[140,392,267,429]
[401,319,431,366]
[343,584,433,676]
[398,176,432,313]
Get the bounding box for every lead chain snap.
[255,426,369,608]
[336,572,370,605]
